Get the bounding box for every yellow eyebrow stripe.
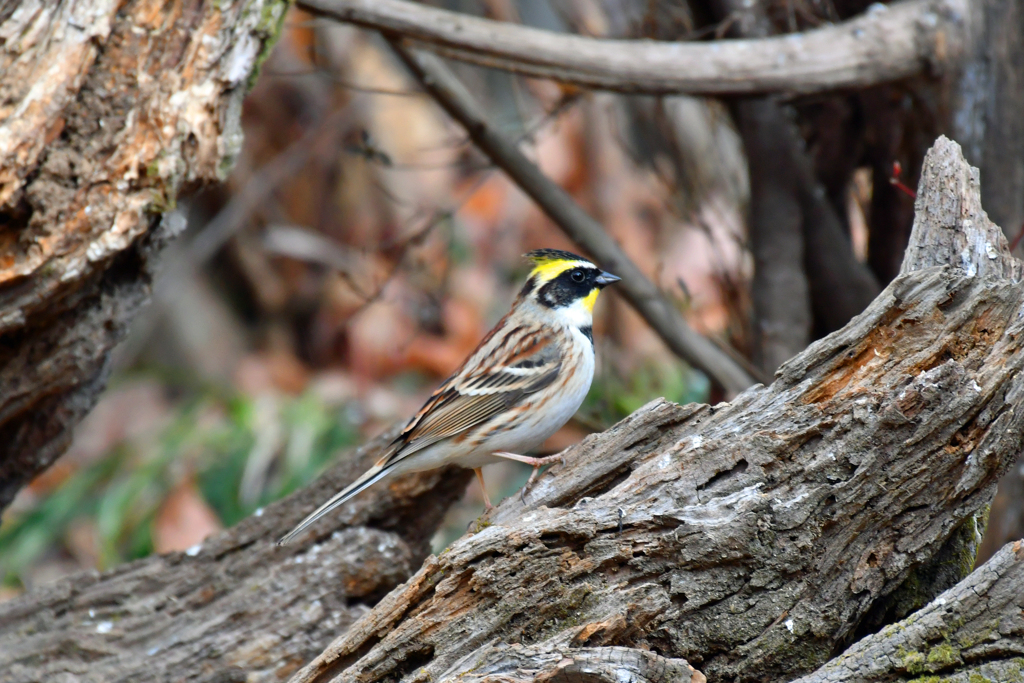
[530,259,591,282]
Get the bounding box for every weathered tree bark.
[0,429,474,682]
[794,540,1024,683]
[948,0,1024,242]
[1,136,1021,682]
[0,0,288,513]
[282,137,1024,682]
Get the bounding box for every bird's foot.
[490,451,566,504]
[474,467,494,512]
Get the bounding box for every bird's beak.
[595,271,621,288]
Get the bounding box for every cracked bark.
[794,540,1024,683]
[0,0,288,513]
[284,136,1024,682]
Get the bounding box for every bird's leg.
[474,467,494,512]
[491,451,566,503]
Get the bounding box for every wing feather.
[380,323,562,467]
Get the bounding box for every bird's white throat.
[553,296,594,328]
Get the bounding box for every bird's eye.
[570,269,585,283]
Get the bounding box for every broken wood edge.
[900,135,1024,281]
[448,644,707,683]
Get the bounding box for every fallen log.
[289,136,1024,682]
[794,539,1024,683]
[2,133,1022,682]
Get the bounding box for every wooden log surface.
[0,0,288,512]
[793,539,1024,682]
[0,429,474,682]
[287,136,1024,682]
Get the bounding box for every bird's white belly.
[466,327,595,466]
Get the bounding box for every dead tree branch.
[0,0,288,512]
[386,43,763,395]
[296,0,967,97]
[288,137,1024,683]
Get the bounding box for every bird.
[278,249,620,545]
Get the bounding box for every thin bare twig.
[296,0,966,97]
[385,42,762,395]
[262,69,425,97]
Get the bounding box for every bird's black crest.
[524,248,589,265]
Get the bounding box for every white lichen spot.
[96,621,113,634]
[223,32,259,86]
[960,246,978,277]
[986,242,999,260]
[186,544,202,557]
[254,507,264,517]
[60,257,86,282]
[785,618,795,633]
[676,484,764,526]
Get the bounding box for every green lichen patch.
[900,645,927,675]
[926,642,960,667]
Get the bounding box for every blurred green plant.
[0,382,359,589]
[580,360,709,429]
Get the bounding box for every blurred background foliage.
[1,1,775,596]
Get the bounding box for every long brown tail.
[276,463,391,545]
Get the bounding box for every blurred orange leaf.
[154,479,223,554]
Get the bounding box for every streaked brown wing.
[379,325,562,468]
